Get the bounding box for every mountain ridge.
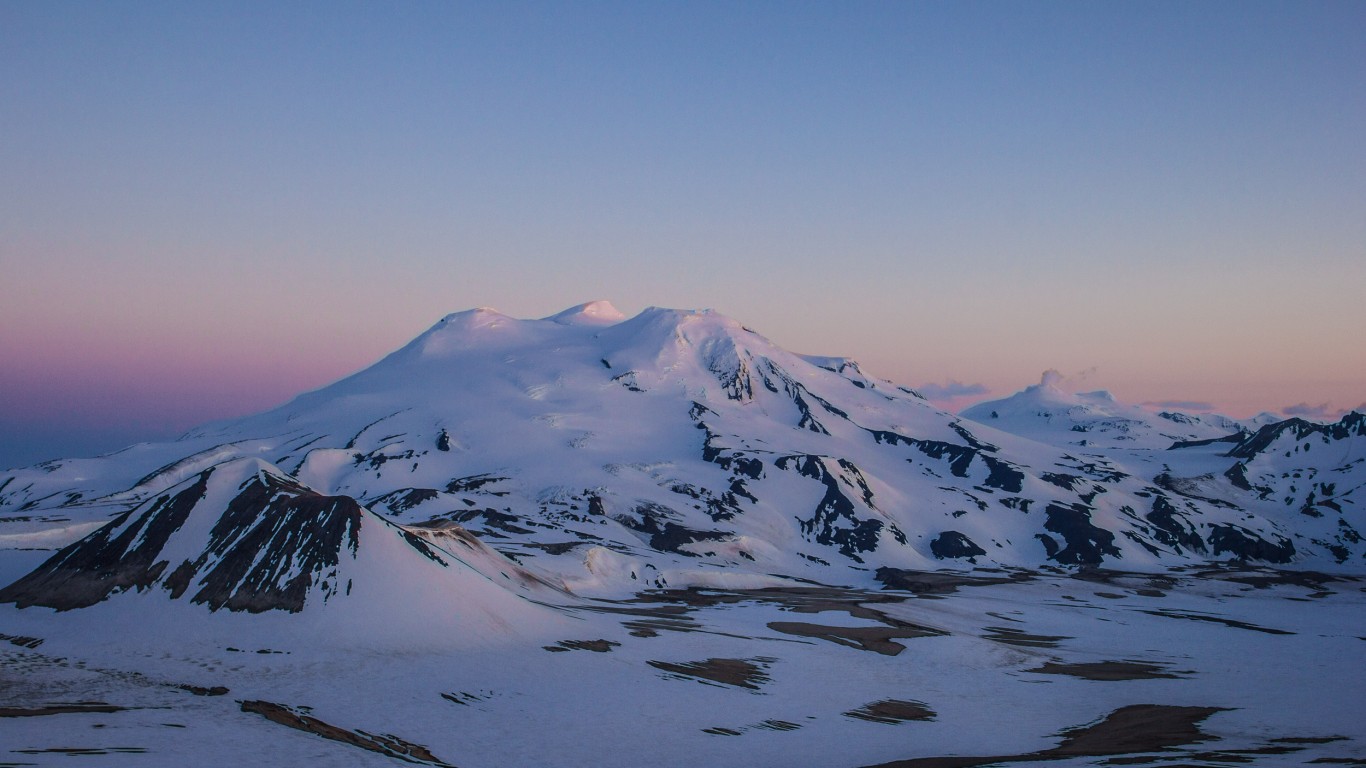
[2,302,1362,618]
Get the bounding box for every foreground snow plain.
[2,302,1363,766]
[3,567,1362,767]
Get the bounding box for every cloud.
[1037,367,1099,391]
[1282,402,1333,418]
[1143,400,1216,412]
[917,380,990,401]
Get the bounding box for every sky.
[2,1,1364,469]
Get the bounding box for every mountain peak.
[440,306,511,324]
[545,300,627,326]
[408,307,525,358]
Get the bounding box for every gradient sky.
[3,1,1364,469]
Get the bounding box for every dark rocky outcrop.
[929,531,987,560]
[866,429,1024,493]
[1,464,444,614]
[371,488,441,514]
[1037,503,1121,565]
[1144,496,1206,554]
[241,700,455,767]
[164,471,367,612]
[1207,524,1295,564]
[615,502,732,556]
[778,455,892,561]
[0,470,214,610]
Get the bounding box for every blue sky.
[2,1,1364,468]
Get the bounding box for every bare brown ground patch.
[982,626,1070,648]
[12,746,147,755]
[1025,660,1187,681]
[176,684,229,696]
[859,704,1228,768]
[543,639,620,653]
[646,657,773,690]
[767,620,940,656]
[240,699,455,767]
[844,699,936,724]
[0,701,127,717]
[1138,608,1295,635]
[874,568,1035,595]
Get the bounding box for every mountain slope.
[0,457,569,643]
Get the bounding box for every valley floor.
[2,566,1363,768]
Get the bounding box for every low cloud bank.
[917,380,990,401]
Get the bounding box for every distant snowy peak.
[960,371,1246,450]
[1155,410,1246,436]
[1246,411,1289,429]
[1227,411,1366,460]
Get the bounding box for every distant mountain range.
[960,370,1280,450]
[2,301,1362,618]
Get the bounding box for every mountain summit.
[545,299,627,325]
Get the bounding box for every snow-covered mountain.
[0,456,571,647]
[2,302,1363,618]
[959,370,1252,450]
